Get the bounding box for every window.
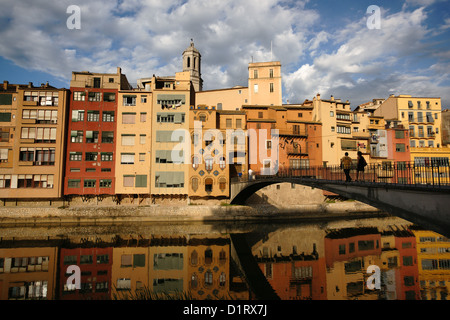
[84,179,96,188]
[191,177,199,192]
[93,77,101,88]
[0,112,11,122]
[85,152,98,161]
[87,111,100,121]
[269,69,273,78]
[67,179,80,188]
[69,152,82,161]
[205,158,213,171]
[205,178,213,192]
[219,178,226,191]
[123,95,136,106]
[103,92,115,102]
[141,95,147,103]
[140,112,147,122]
[85,131,99,143]
[219,157,226,169]
[101,131,114,143]
[140,134,146,145]
[121,153,134,164]
[396,144,405,152]
[339,244,346,255]
[133,254,145,267]
[88,92,101,102]
[417,112,423,122]
[254,84,258,93]
[258,112,263,119]
[254,70,258,79]
[236,119,242,128]
[395,131,405,139]
[123,175,134,187]
[102,111,114,122]
[73,92,85,101]
[266,140,272,149]
[226,119,232,128]
[135,175,147,188]
[139,153,145,162]
[122,112,136,124]
[270,83,274,93]
[101,152,113,161]
[121,134,135,146]
[99,179,111,188]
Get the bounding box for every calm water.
[0,214,449,301]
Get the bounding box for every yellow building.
[0,81,68,200]
[149,238,188,297]
[312,93,354,166]
[248,61,282,106]
[374,95,443,149]
[411,229,450,300]
[111,246,149,299]
[187,236,230,300]
[195,60,282,110]
[0,246,58,300]
[196,87,248,111]
[115,89,152,198]
[189,106,247,199]
[409,147,450,184]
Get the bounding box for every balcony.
[286,146,308,156]
[278,129,307,137]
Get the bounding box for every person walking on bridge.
[356,151,367,181]
[340,152,353,182]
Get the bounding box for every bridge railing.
[242,162,450,187]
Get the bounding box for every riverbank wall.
[0,201,384,225]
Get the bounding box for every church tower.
[182,40,203,92]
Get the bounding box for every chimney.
[330,95,334,101]
[28,82,33,88]
[117,67,122,75]
[316,93,321,100]
[3,81,8,90]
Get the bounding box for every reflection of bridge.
[231,164,450,237]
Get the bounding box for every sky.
[0,0,449,109]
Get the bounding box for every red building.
[59,246,113,300]
[64,68,131,196]
[393,230,420,300]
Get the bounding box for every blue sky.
[0,0,449,108]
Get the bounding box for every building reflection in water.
[0,221,449,300]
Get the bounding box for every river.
[0,213,448,301]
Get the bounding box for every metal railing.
[235,162,450,188]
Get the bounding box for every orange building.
[243,103,322,175]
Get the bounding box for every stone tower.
[182,40,203,92]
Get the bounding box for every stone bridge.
[230,177,450,237]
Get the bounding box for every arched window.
[191,177,199,192]
[191,273,198,289]
[191,250,198,265]
[204,271,213,286]
[205,248,213,265]
[219,157,226,169]
[187,57,191,68]
[219,272,226,287]
[219,178,226,192]
[192,156,200,169]
[219,249,226,264]
[199,114,206,122]
[205,178,213,193]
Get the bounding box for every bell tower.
[182,39,203,92]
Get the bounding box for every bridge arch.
[230,178,450,237]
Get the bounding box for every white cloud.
[282,6,450,107]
